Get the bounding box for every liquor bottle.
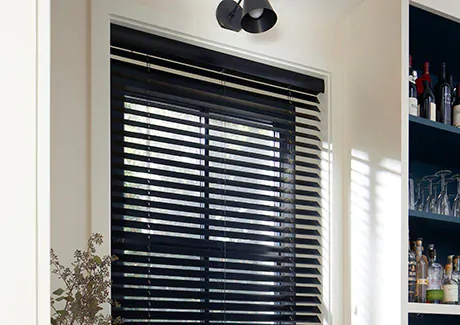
[408,239,417,302]
[426,245,443,303]
[409,56,418,116]
[436,63,452,124]
[453,85,460,127]
[452,256,460,299]
[443,256,458,304]
[450,74,455,104]
[415,239,428,303]
[409,55,415,81]
[420,80,436,122]
[417,62,431,96]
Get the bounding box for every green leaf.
[56,296,66,302]
[53,288,64,296]
[94,255,102,265]
[57,310,68,316]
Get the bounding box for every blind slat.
[112,206,321,228]
[113,250,321,272]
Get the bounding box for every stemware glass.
[451,174,460,217]
[423,175,437,213]
[436,170,452,215]
[414,181,423,211]
[418,187,427,212]
[449,194,456,213]
[409,178,416,210]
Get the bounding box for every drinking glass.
[423,175,437,213]
[436,170,452,215]
[451,174,460,217]
[409,178,416,210]
[449,194,456,213]
[418,187,427,212]
[414,181,423,211]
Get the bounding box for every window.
[111,24,325,324]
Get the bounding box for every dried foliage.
[50,233,122,325]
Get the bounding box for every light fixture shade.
[216,0,243,32]
[241,0,277,34]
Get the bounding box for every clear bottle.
[415,239,428,303]
[408,239,417,302]
[409,55,418,116]
[452,256,460,300]
[443,256,459,304]
[426,245,443,303]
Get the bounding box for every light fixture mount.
[216,0,277,34]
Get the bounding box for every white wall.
[0,0,50,324]
[343,0,407,324]
[51,0,91,262]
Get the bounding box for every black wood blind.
[111,24,325,325]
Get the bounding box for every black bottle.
[436,63,452,124]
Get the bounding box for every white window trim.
[90,1,341,324]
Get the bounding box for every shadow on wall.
[349,148,401,325]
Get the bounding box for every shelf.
[409,115,460,136]
[409,116,460,168]
[408,302,460,315]
[409,209,460,225]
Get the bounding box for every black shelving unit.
[409,116,460,170]
[409,5,460,324]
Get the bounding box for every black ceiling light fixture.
[216,0,277,34]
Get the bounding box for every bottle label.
[443,284,458,303]
[430,102,436,122]
[417,278,428,285]
[409,97,418,116]
[409,261,416,279]
[453,105,460,127]
[427,289,444,302]
[442,88,452,124]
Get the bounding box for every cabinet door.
[342,1,408,325]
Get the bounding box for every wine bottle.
[436,63,452,124]
[415,239,428,303]
[453,85,460,127]
[416,62,431,96]
[420,79,436,122]
[409,56,418,116]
